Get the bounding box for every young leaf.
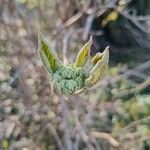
[38,33,61,75]
[85,46,109,88]
[92,52,103,65]
[75,36,92,67]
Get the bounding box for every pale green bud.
[51,65,85,95]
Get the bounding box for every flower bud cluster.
[51,65,86,94]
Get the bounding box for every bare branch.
[89,131,120,147]
[120,116,150,134]
[82,9,96,40]
[113,77,150,98]
[47,123,65,150]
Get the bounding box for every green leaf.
[75,36,92,67]
[92,52,103,65]
[38,33,61,75]
[85,46,109,88]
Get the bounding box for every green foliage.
[85,46,109,88]
[38,33,61,75]
[75,36,92,67]
[38,34,109,95]
[51,65,86,95]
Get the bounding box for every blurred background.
[0,0,150,150]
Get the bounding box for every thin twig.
[82,9,96,40]
[113,77,150,98]
[90,137,102,150]
[135,15,150,21]
[120,11,150,34]
[47,123,65,150]
[89,131,120,147]
[62,33,69,64]
[60,96,73,150]
[120,116,150,135]
[73,96,95,150]
[63,12,83,29]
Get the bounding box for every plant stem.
[60,96,73,150]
